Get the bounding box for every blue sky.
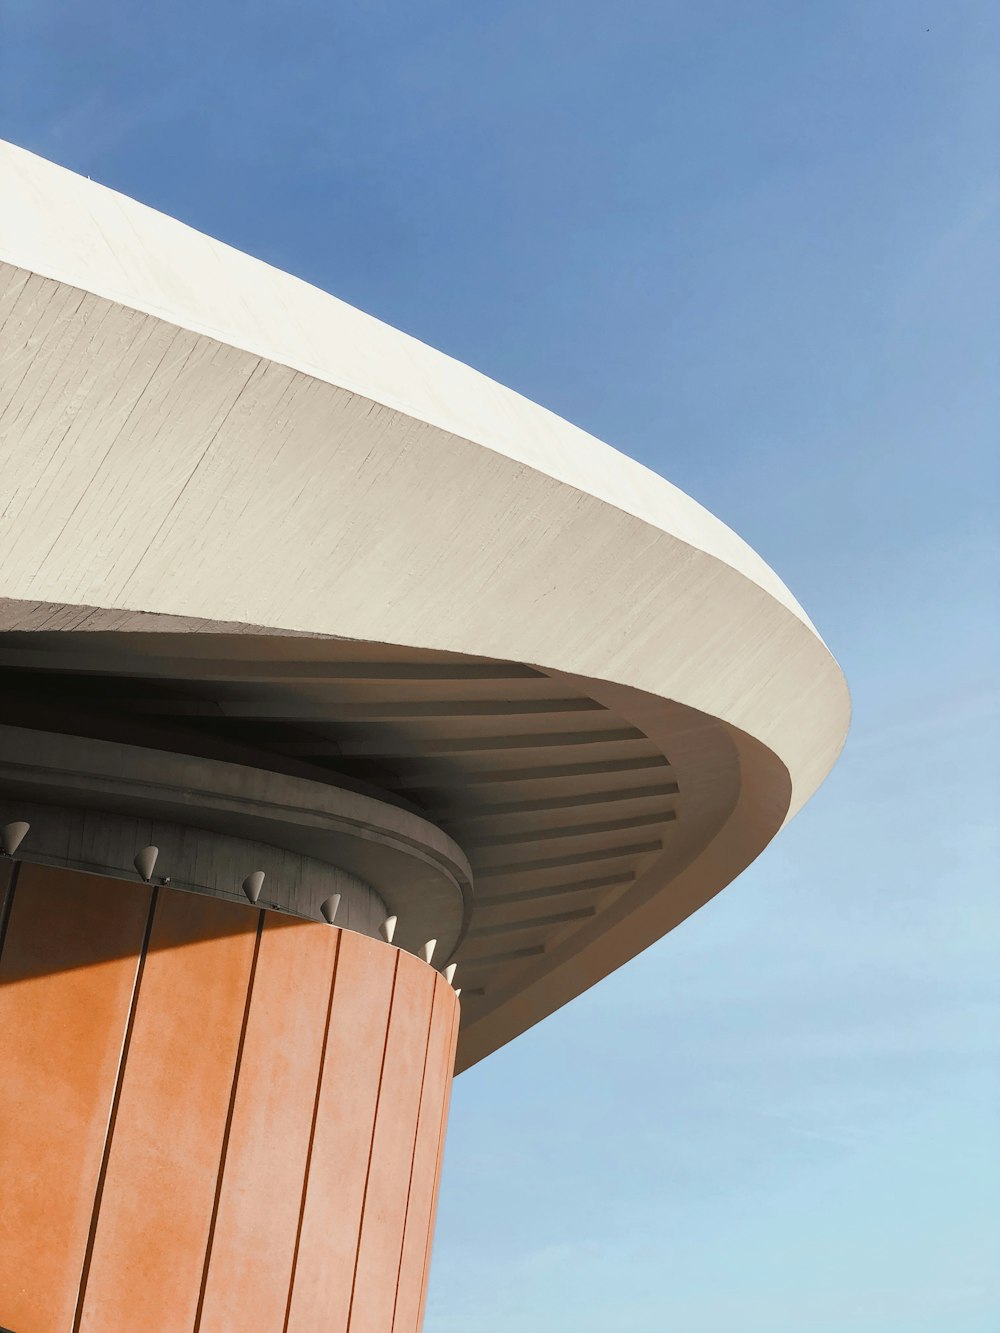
[4,2,998,1328]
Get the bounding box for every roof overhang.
[0,140,850,1068]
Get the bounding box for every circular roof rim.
[0,722,474,958]
[1,135,819,638]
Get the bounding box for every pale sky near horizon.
[3,2,998,1329]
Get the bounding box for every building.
[0,139,849,1331]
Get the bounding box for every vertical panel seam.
[415,999,459,1330]
[0,860,21,963]
[345,951,401,1333]
[192,908,266,1331]
[71,884,159,1333]
[390,977,438,1333]
[282,927,343,1333]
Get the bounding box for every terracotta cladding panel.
[394,977,460,1333]
[285,929,398,1332]
[0,865,152,1333]
[415,994,460,1332]
[77,888,260,1332]
[196,915,338,1331]
[349,951,437,1332]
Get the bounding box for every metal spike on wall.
[421,938,437,965]
[133,845,159,883]
[454,988,462,998]
[0,820,30,857]
[242,870,265,904]
[443,963,457,985]
[380,915,397,944]
[320,894,341,924]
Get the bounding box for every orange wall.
[0,863,458,1333]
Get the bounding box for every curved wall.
[0,861,458,1333]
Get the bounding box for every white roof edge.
[0,137,819,638]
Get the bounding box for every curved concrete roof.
[0,139,849,1068]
